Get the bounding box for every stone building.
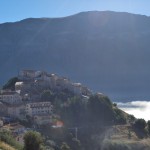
[0,91,22,104]
[26,102,53,117]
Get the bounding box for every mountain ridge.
[1,10,150,25]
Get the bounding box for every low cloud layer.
[117,101,150,121]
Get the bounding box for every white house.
[26,102,53,117]
[81,86,92,96]
[18,70,45,80]
[72,83,82,95]
[15,82,24,93]
[0,91,22,104]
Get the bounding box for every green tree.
[23,131,43,150]
[3,77,18,90]
[134,119,146,130]
[41,90,54,103]
[60,142,71,150]
[87,94,114,124]
[61,96,87,126]
[70,138,81,150]
[147,120,150,134]
[114,108,126,124]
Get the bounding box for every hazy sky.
[0,0,150,23]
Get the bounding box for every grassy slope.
[102,125,150,150]
[0,141,16,150]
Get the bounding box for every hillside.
[2,73,150,150]
[100,125,150,150]
[1,11,150,100]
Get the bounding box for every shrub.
[134,119,146,130]
[24,131,43,150]
[60,142,71,150]
[0,129,22,150]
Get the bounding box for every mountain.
[1,11,150,101]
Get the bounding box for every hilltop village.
[1,70,148,150]
[0,69,92,143]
